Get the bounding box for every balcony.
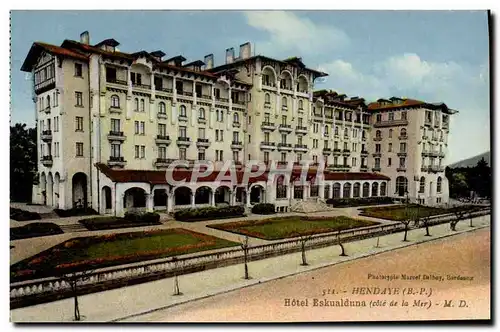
[398,135,408,140]
[260,141,276,150]
[106,78,128,86]
[424,119,432,127]
[231,141,243,150]
[372,166,381,172]
[261,122,276,131]
[342,149,351,155]
[360,165,368,172]
[216,97,229,103]
[35,77,55,94]
[421,166,429,172]
[177,137,191,146]
[198,94,212,101]
[372,152,382,157]
[154,158,170,168]
[41,155,53,167]
[107,131,126,141]
[397,151,407,157]
[442,122,449,129]
[429,150,439,157]
[295,126,308,134]
[362,136,367,141]
[198,117,207,124]
[132,83,151,91]
[44,106,51,114]
[278,124,293,133]
[156,87,173,94]
[332,148,342,155]
[196,138,210,148]
[422,135,428,140]
[397,167,407,172]
[233,99,246,106]
[155,135,171,145]
[438,151,445,158]
[360,150,369,156]
[41,130,52,142]
[156,112,167,120]
[434,122,441,128]
[277,143,293,151]
[373,119,409,128]
[108,156,126,168]
[373,137,382,141]
[109,106,122,114]
[233,121,241,128]
[294,144,308,152]
[421,150,431,157]
[264,102,272,109]
[322,148,332,155]
[178,115,188,122]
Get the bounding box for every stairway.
[290,199,335,213]
[59,223,88,233]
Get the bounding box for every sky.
[10,10,490,164]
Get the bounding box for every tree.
[295,234,313,266]
[450,207,467,231]
[337,231,347,256]
[10,123,37,202]
[240,236,251,280]
[172,256,182,296]
[421,215,432,237]
[60,270,93,321]
[401,199,416,242]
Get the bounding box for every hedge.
[174,205,245,222]
[11,223,63,240]
[251,203,276,215]
[80,212,161,231]
[325,197,395,208]
[10,208,41,221]
[53,207,98,218]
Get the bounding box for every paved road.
[124,228,491,322]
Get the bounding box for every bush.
[174,205,245,222]
[53,207,98,217]
[325,197,394,208]
[10,208,41,221]
[143,212,161,223]
[251,203,276,215]
[11,223,63,240]
[80,212,162,231]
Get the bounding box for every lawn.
[10,228,239,282]
[209,216,379,240]
[359,204,455,221]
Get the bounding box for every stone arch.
[111,94,120,108]
[353,182,361,198]
[324,183,331,199]
[376,130,382,139]
[72,172,88,208]
[101,186,112,212]
[362,182,370,197]
[158,101,166,114]
[279,70,294,90]
[372,182,379,197]
[195,186,212,205]
[174,186,192,206]
[39,172,47,205]
[47,172,54,207]
[419,176,426,194]
[261,66,277,87]
[380,182,387,196]
[123,187,146,209]
[396,176,408,197]
[298,99,304,110]
[179,104,187,117]
[215,185,231,205]
[250,184,265,204]
[437,176,442,193]
[265,93,271,104]
[333,182,341,199]
[53,172,60,208]
[296,74,308,92]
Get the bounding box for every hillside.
[448,151,490,168]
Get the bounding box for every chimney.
[239,42,251,59]
[204,54,214,70]
[80,31,90,45]
[225,47,234,64]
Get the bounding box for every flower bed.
[325,197,395,208]
[251,203,276,215]
[209,216,379,240]
[79,212,162,231]
[10,223,64,240]
[10,208,41,221]
[53,207,98,218]
[358,204,477,221]
[10,228,239,282]
[174,205,245,222]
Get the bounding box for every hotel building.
[20,31,456,215]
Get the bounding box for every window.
[106,67,117,82]
[179,148,187,160]
[281,152,286,162]
[282,97,287,109]
[388,143,392,152]
[134,98,139,111]
[281,134,287,144]
[158,123,166,136]
[214,88,220,100]
[375,158,381,168]
[399,157,406,168]
[75,116,84,131]
[140,99,145,112]
[298,99,303,110]
[74,63,83,77]
[135,146,140,159]
[131,72,142,85]
[159,102,166,114]
[233,112,239,124]
[199,128,206,139]
[76,142,84,157]
[282,115,287,125]
[353,128,357,138]
[276,176,287,199]
[233,131,240,142]
[375,144,381,153]
[141,146,145,159]
[313,123,319,133]
[199,108,205,119]
[154,76,163,90]
[180,105,187,117]
[313,155,318,163]
[389,129,393,138]
[333,156,338,166]
[297,153,302,162]
[264,113,270,123]
[134,121,145,135]
[264,151,270,163]
[111,143,121,158]
[344,128,349,138]
[376,114,382,123]
[380,183,387,196]
[195,84,202,97]
[46,95,51,109]
[233,151,239,161]
[437,177,442,193]
[248,134,251,143]
[111,118,120,132]
[388,112,394,121]
[400,142,406,152]
[335,126,339,136]
[54,116,59,132]
[401,111,407,120]
[111,95,120,108]
[362,183,370,197]
[353,183,361,198]
[313,139,318,149]
[376,130,381,139]
[353,143,357,152]
[264,132,270,142]
[419,176,425,193]
[198,150,206,161]
[388,158,392,167]
[159,146,167,159]
[298,118,303,127]
[179,126,187,138]
[75,92,83,106]
[324,125,329,135]
[216,150,223,161]
[352,157,357,166]
[395,176,408,196]
[400,128,407,138]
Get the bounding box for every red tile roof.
[21,42,89,72]
[367,98,425,111]
[95,163,390,185]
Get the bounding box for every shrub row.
[251,203,276,215]
[174,205,245,222]
[325,197,395,208]
[10,208,41,221]
[11,223,63,240]
[79,212,161,231]
[53,207,98,218]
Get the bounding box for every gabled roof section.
[367,98,458,114]
[183,60,205,67]
[21,42,89,72]
[61,39,135,61]
[94,38,120,48]
[150,50,166,58]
